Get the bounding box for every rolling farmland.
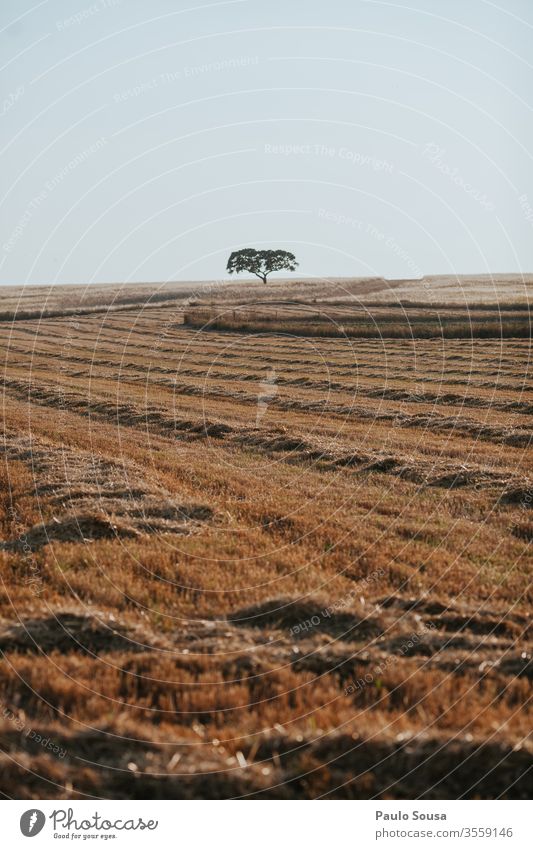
[0,279,532,799]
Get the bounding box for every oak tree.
[226,248,298,284]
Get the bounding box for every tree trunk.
[261,274,268,284]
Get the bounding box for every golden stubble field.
[0,278,531,799]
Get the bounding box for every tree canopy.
[226,249,298,284]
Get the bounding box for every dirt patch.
[511,522,533,542]
[0,612,161,655]
[260,514,296,534]
[364,457,401,473]
[3,514,139,551]
[227,597,384,641]
[499,487,533,508]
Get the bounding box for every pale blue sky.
[1,0,532,285]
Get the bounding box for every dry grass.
[183,302,532,339]
[184,314,531,339]
[0,282,531,799]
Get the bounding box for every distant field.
[0,281,531,799]
[1,272,532,320]
[0,280,206,320]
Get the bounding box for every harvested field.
[183,302,532,339]
[2,272,532,322]
[0,285,532,800]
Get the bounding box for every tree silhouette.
[226,248,298,284]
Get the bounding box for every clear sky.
[1,0,532,285]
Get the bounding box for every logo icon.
[256,368,277,425]
[20,810,46,837]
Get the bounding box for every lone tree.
[226,248,298,284]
